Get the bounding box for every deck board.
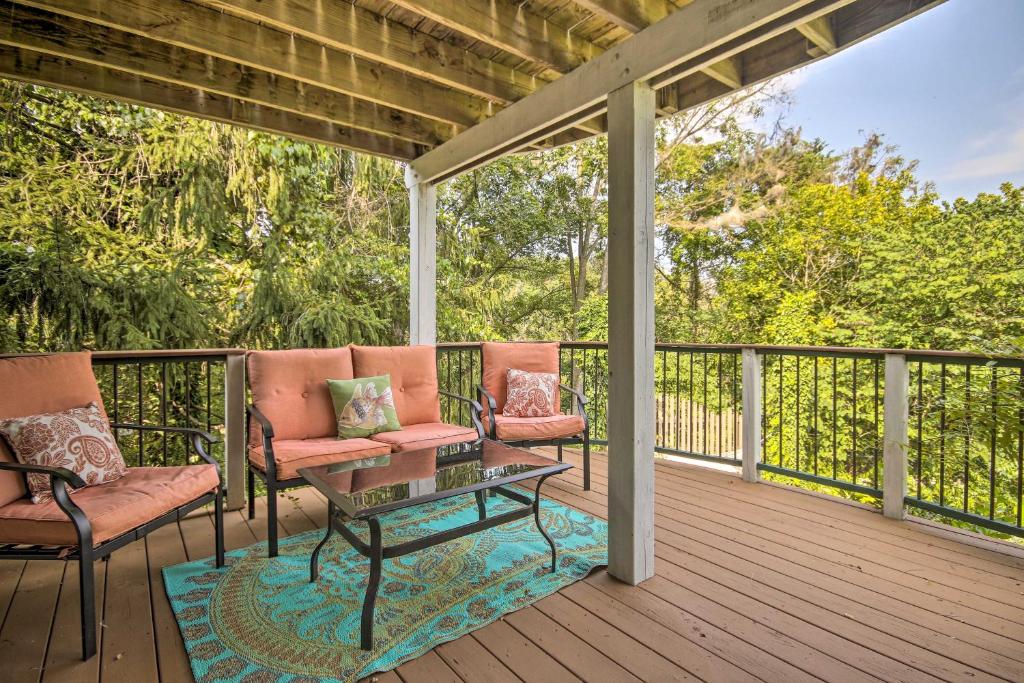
[5,450,1024,683]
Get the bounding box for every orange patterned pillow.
[0,402,128,503]
[504,368,559,417]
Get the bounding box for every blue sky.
[763,0,1024,201]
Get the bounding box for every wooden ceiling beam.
[0,3,454,147]
[386,0,601,74]
[796,15,837,55]
[701,56,743,89]
[193,0,544,105]
[571,0,677,34]
[0,45,424,159]
[13,0,494,128]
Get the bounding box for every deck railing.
[437,342,1024,538]
[4,343,1021,537]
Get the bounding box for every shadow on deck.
[2,448,1023,682]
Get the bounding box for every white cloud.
[942,125,1024,182]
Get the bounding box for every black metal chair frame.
[246,390,485,558]
[0,423,225,661]
[476,383,592,490]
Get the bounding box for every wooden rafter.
[13,0,494,128]
[193,0,544,105]
[0,2,456,147]
[797,15,838,55]
[571,0,676,34]
[386,0,601,75]
[0,45,424,159]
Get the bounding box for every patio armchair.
[476,342,591,490]
[246,345,482,557]
[0,352,224,661]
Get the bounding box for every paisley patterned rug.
[163,494,607,683]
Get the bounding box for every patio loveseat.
[246,344,483,556]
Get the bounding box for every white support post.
[606,80,656,585]
[407,167,437,345]
[741,348,761,483]
[223,353,246,510]
[883,353,909,519]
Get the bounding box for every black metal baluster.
[940,363,947,507]
[675,352,681,451]
[206,361,212,434]
[688,352,694,452]
[112,363,119,427]
[832,357,838,482]
[813,357,819,475]
[161,361,168,466]
[717,354,723,457]
[138,363,144,467]
[185,362,192,460]
[989,366,998,520]
[852,358,858,483]
[873,359,880,490]
[778,355,783,466]
[1018,367,1023,529]
[916,362,924,499]
[964,364,972,514]
[732,354,739,460]
[702,352,709,455]
[795,356,801,471]
[762,354,767,457]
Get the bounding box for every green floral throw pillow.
[327,375,401,438]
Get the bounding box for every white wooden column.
[606,80,656,585]
[406,167,437,345]
[882,354,909,519]
[741,348,762,483]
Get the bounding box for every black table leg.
[534,475,557,572]
[361,517,383,650]
[474,489,487,520]
[310,501,335,582]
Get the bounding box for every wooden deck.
[2,448,1024,683]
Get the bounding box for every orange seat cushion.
[246,348,354,447]
[350,345,441,426]
[0,352,106,506]
[369,423,479,452]
[488,413,585,441]
[481,342,560,416]
[249,437,391,481]
[0,464,219,547]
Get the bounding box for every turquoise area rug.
[163,494,607,683]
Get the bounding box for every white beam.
[407,168,437,345]
[741,348,762,483]
[409,0,856,183]
[606,80,656,585]
[882,353,909,519]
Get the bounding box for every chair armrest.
[0,460,87,489]
[246,404,275,440]
[559,384,589,405]
[110,423,223,485]
[559,384,590,429]
[439,390,486,439]
[475,386,498,440]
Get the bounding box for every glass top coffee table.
[297,439,572,650]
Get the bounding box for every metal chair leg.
[267,481,279,557]
[583,430,591,491]
[214,489,225,568]
[79,552,96,660]
[247,466,256,520]
[557,443,563,462]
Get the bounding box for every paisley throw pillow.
[0,402,128,504]
[504,369,559,417]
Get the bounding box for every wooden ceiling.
[0,0,939,162]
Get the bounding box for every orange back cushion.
[481,342,560,415]
[0,352,105,506]
[350,345,440,426]
[247,348,353,445]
